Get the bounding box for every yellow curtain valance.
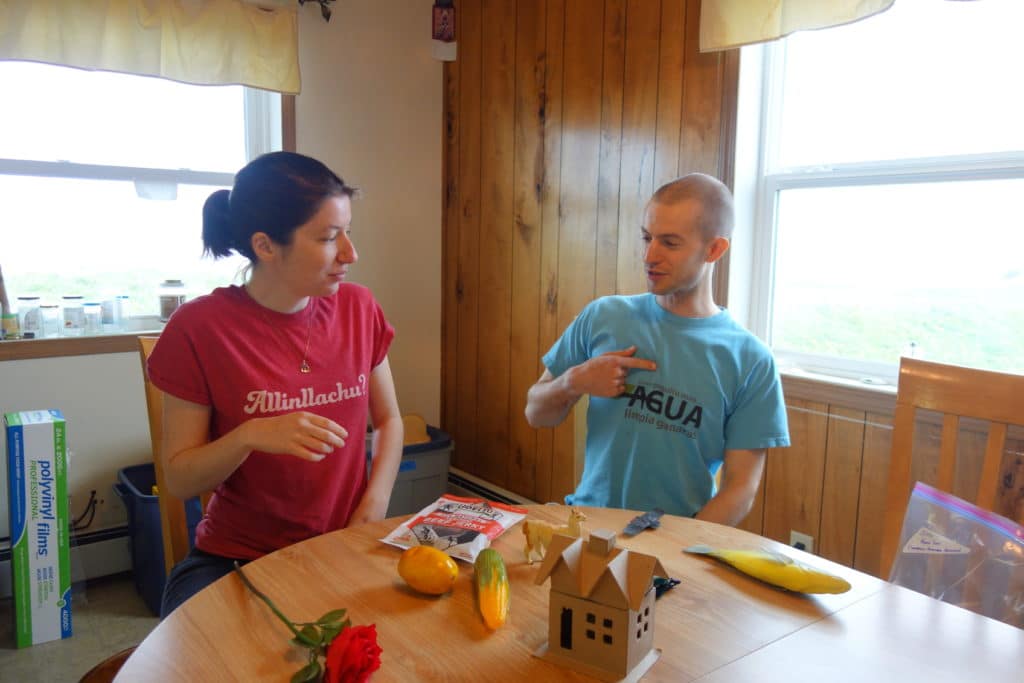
[0,0,300,93]
[700,0,896,52]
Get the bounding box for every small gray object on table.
[622,508,665,536]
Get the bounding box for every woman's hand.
[347,492,390,526]
[241,411,348,462]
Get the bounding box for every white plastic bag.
[380,494,527,563]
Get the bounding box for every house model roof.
[533,529,667,611]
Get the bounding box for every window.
[736,0,1024,382]
[0,61,282,327]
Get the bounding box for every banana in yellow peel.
[684,544,851,594]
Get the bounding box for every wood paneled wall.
[439,1,1024,580]
[441,0,738,503]
[739,393,1024,578]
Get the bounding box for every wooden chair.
[138,336,210,574]
[879,357,1024,580]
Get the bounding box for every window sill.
[0,330,163,362]
[781,367,897,415]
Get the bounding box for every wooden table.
[115,505,1024,681]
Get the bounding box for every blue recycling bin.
[368,426,453,517]
[114,463,202,616]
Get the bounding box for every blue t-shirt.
[542,294,790,517]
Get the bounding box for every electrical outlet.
[789,530,814,553]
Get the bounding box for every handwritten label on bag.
[902,527,970,555]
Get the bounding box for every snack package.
[380,494,528,563]
[889,481,1024,628]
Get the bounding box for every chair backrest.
[879,357,1024,579]
[138,336,208,574]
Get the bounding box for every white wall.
[0,354,153,534]
[294,1,442,426]
[0,1,443,536]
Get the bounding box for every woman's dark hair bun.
[202,189,235,259]
[203,152,355,264]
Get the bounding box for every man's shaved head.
[649,173,734,241]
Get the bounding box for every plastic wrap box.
[4,409,72,648]
[114,463,202,616]
[369,426,453,517]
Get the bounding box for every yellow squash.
[473,548,510,629]
[684,544,851,594]
[398,545,458,595]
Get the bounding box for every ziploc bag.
[889,481,1024,627]
[380,494,527,563]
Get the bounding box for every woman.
[148,152,403,616]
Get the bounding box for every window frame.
[739,40,1024,386]
[0,66,294,361]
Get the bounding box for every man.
[524,173,789,525]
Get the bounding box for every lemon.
[397,546,459,595]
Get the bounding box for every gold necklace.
[298,299,314,373]
[251,291,316,373]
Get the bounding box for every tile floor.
[0,573,158,682]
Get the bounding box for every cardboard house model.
[533,529,667,682]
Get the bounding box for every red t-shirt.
[147,284,394,559]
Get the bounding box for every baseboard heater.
[0,526,131,599]
[447,467,539,506]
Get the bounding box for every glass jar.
[83,302,102,335]
[116,295,131,329]
[101,298,118,331]
[100,294,129,331]
[62,295,85,336]
[159,280,186,322]
[40,304,61,338]
[1,313,20,340]
[17,296,42,336]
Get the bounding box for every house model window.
[533,529,667,682]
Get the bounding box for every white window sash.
[0,88,280,184]
[744,41,1024,383]
[0,159,234,187]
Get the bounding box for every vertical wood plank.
[441,59,460,433]
[653,0,685,188]
[712,48,740,306]
[716,48,741,187]
[679,0,723,176]
[573,394,589,486]
[475,0,517,486]
[853,412,892,578]
[936,414,960,492]
[909,413,938,492]
[440,0,737,503]
[819,406,866,566]
[507,0,547,498]
[952,421,987,504]
[595,0,626,298]
[281,95,296,152]
[994,435,1024,524]
[763,399,827,546]
[881,404,925,579]
[736,467,766,535]
[616,0,661,295]
[454,0,483,472]
[534,0,566,503]
[551,0,605,501]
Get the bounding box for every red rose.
[324,624,383,683]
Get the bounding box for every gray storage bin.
[369,426,453,517]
